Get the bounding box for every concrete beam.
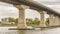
[0,0,20,5]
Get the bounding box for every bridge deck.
[0,0,60,17]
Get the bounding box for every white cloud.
[0,4,18,20]
[33,0,60,13]
[25,9,40,19]
[34,0,60,5]
[0,2,13,6]
[45,5,60,13]
[34,0,56,2]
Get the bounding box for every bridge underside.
[0,0,60,28]
[0,0,60,17]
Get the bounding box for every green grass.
[0,24,17,27]
[0,22,49,27]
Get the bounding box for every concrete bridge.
[0,0,60,29]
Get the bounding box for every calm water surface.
[0,27,60,34]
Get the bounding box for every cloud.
[0,5,18,19]
[41,2,60,5]
[25,9,40,19]
[33,0,60,13]
[0,2,13,6]
[45,5,60,13]
[34,0,56,2]
[34,0,60,5]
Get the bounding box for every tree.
[26,18,40,26]
[26,18,33,22]
[14,18,18,24]
[33,18,40,26]
[46,18,49,26]
[8,17,15,22]
[26,18,33,26]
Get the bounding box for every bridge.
[0,0,60,29]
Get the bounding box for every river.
[0,27,60,34]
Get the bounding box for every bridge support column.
[49,14,55,26]
[39,11,46,27]
[14,5,29,28]
[54,16,60,26]
[59,17,60,26]
[49,14,59,26]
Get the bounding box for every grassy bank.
[0,24,17,27]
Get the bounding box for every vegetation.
[45,18,49,26]
[0,23,17,27]
[0,17,18,26]
[8,17,18,24]
[0,17,49,27]
[26,18,40,26]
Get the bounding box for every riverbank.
[0,24,17,27]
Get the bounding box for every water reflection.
[18,30,26,34]
[0,27,60,34]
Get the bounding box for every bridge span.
[0,0,60,29]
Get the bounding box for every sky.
[0,0,60,20]
[34,0,60,13]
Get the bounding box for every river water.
[0,27,60,34]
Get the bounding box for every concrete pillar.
[54,16,60,26]
[49,14,54,26]
[49,14,59,26]
[59,17,60,26]
[14,5,29,28]
[39,11,46,27]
